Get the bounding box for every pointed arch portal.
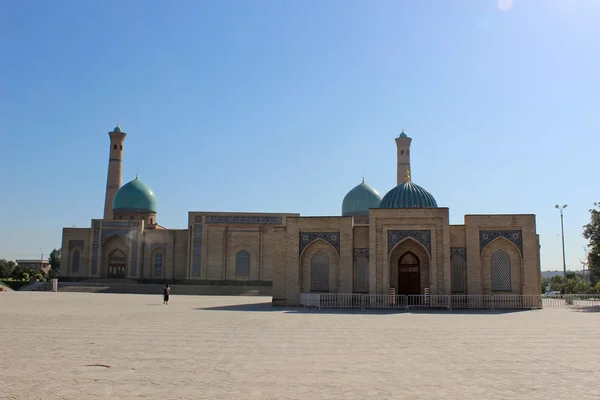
[397,251,421,295]
[108,249,126,278]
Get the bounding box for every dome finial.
[136,169,139,180]
[362,174,364,183]
[402,126,405,133]
[404,167,411,182]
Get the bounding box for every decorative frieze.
[387,230,432,255]
[353,248,369,260]
[130,230,139,277]
[68,240,84,251]
[299,232,340,256]
[205,215,283,225]
[91,221,100,275]
[102,220,140,228]
[479,230,523,254]
[192,223,202,276]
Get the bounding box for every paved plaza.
[1,293,599,399]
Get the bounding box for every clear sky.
[1,0,599,271]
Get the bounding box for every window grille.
[355,256,368,293]
[235,250,250,278]
[491,250,511,291]
[72,250,80,274]
[154,252,163,277]
[310,251,330,292]
[451,253,465,292]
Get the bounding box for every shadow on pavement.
[194,302,531,315]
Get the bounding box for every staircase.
[27,281,272,296]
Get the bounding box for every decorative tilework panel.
[102,220,141,228]
[192,223,202,276]
[206,215,283,225]
[491,250,511,291]
[151,243,168,253]
[101,229,132,245]
[387,230,431,255]
[299,232,340,256]
[91,221,100,275]
[130,230,139,277]
[68,240,84,251]
[310,251,330,292]
[353,248,369,261]
[450,247,466,259]
[479,230,523,254]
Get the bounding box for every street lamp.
[555,204,568,277]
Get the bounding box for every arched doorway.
[108,249,127,278]
[398,252,420,295]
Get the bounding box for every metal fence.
[299,293,600,310]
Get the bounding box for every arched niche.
[481,237,522,294]
[300,239,339,293]
[389,238,430,295]
[102,235,128,278]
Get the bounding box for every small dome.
[342,179,382,216]
[379,180,438,209]
[399,132,408,138]
[112,176,157,213]
[113,123,122,133]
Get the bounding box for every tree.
[582,202,600,284]
[48,248,61,279]
[0,259,17,279]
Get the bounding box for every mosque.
[60,124,542,305]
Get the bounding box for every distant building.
[16,259,51,274]
[61,124,542,305]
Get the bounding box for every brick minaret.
[103,123,126,220]
[394,127,412,186]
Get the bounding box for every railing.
[299,293,600,310]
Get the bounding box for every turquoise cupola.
[379,169,438,209]
[112,175,158,213]
[342,178,382,216]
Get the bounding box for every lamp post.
[555,204,568,277]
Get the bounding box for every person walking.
[162,283,171,305]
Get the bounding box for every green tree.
[0,259,17,279]
[48,248,61,279]
[583,202,600,285]
[548,273,592,294]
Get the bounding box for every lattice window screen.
[491,250,511,291]
[355,256,369,293]
[154,253,163,277]
[72,251,80,274]
[235,250,251,278]
[310,251,330,292]
[451,254,464,292]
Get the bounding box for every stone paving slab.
[1,292,599,399]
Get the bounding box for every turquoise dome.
[112,176,157,213]
[342,179,382,216]
[379,180,438,209]
[113,123,122,133]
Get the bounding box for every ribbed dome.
[342,179,382,216]
[379,181,438,209]
[112,176,157,213]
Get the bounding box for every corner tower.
[394,128,412,186]
[103,123,126,220]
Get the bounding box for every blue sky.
[1,0,599,271]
